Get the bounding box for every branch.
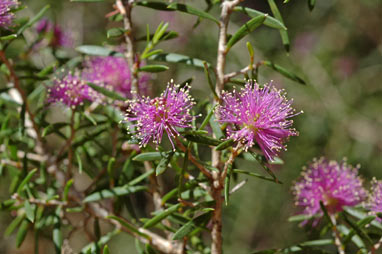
[224,62,264,82]
[115,0,139,95]
[211,1,244,253]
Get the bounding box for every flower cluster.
[125,80,195,149]
[82,56,149,98]
[0,0,17,28]
[292,158,367,220]
[47,73,100,108]
[217,82,300,161]
[368,178,382,222]
[36,18,72,48]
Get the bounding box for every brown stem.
[0,50,45,154]
[211,1,244,253]
[67,110,76,179]
[330,214,345,254]
[224,61,265,82]
[175,138,213,180]
[116,0,139,95]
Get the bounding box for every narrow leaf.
[143,204,181,228]
[262,61,306,85]
[17,5,50,35]
[138,65,169,73]
[133,152,162,162]
[24,200,35,223]
[5,214,25,236]
[226,14,267,51]
[233,169,282,184]
[149,53,209,68]
[16,220,29,248]
[215,139,234,151]
[107,215,150,239]
[167,3,219,24]
[76,45,123,57]
[17,168,38,195]
[84,186,147,203]
[234,6,287,30]
[267,0,290,51]
[156,151,175,175]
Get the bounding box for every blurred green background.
[1,0,381,253]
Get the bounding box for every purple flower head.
[36,18,72,48]
[292,158,367,221]
[368,178,382,222]
[125,80,195,149]
[48,73,101,108]
[216,82,300,161]
[82,56,149,98]
[0,0,17,28]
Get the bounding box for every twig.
[175,138,212,180]
[330,214,345,254]
[211,1,244,254]
[115,0,139,94]
[224,62,264,82]
[12,193,68,207]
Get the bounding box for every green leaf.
[128,169,154,186]
[16,220,29,248]
[42,123,69,137]
[172,211,212,240]
[107,27,125,38]
[203,61,218,98]
[5,214,25,236]
[137,31,178,41]
[87,82,126,101]
[143,203,181,228]
[262,61,306,85]
[308,0,316,11]
[138,64,169,73]
[149,53,209,68]
[209,113,224,139]
[215,139,234,151]
[107,157,116,178]
[53,211,62,254]
[184,134,221,146]
[234,7,287,30]
[24,200,35,223]
[233,169,282,184]
[63,179,74,202]
[288,214,314,222]
[167,3,219,24]
[76,45,123,57]
[224,162,233,205]
[249,152,283,184]
[135,1,173,11]
[75,151,83,174]
[267,0,290,51]
[133,152,162,162]
[0,34,17,41]
[107,215,150,239]
[344,207,382,230]
[17,168,38,195]
[80,229,120,254]
[84,185,147,203]
[156,151,175,175]
[226,14,267,51]
[17,5,50,35]
[103,245,109,254]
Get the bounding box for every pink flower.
[125,80,195,149]
[82,56,149,98]
[292,158,367,220]
[36,18,72,48]
[0,0,17,28]
[47,73,100,108]
[216,82,300,161]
